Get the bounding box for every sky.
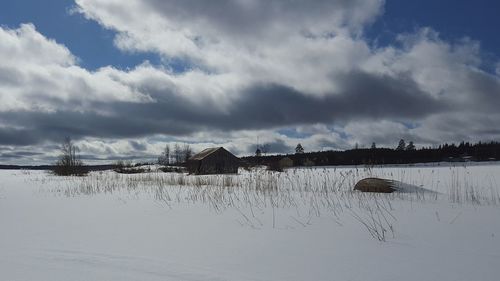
[0,0,499,164]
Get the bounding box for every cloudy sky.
[1,0,499,164]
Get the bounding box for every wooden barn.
[187,147,240,175]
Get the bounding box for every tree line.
[52,138,195,176]
[157,143,193,166]
[244,140,500,167]
[51,137,500,176]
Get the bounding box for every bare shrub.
[159,166,186,173]
[113,161,150,174]
[53,137,88,176]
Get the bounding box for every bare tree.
[173,143,182,164]
[183,143,193,163]
[53,137,87,176]
[158,144,170,166]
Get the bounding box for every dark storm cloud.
[0,127,42,146]
[256,139,293,155]
[223,71,445,129]
[0,70,447,146]
[0,109,197,145]
[0,151,42,159]
[463,71,500,111]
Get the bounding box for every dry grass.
[38,164,500,241]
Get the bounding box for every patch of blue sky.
[277,128,313,139]
[0,0,166,71]
[278,125,345,140]
[2,0,498,74]
[366,0,499,73]
[401,121,419,130]
[146,135,205,146]
[332,128,350,141]
[145,135,178,144]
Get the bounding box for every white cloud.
[2,1,500,163]
[0,23,75,66]
[343,120,409,147]
[0,24,151,113]
[74,0,381,96]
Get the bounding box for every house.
[187,147,240,175]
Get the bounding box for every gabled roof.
[189,147,223,161]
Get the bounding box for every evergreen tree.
[295,143,304,154]
[406,141,416,151]
[371,142,376,149]
[396,139,406,151]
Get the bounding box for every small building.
[187,147,240,175]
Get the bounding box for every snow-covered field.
[1,163,500,281]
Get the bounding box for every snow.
[1,165,500,281]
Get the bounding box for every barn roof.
[189,147,224,161]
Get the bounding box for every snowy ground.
[1,164,500,281]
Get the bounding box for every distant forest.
[3,141,500,171]
[243,141,500,167]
